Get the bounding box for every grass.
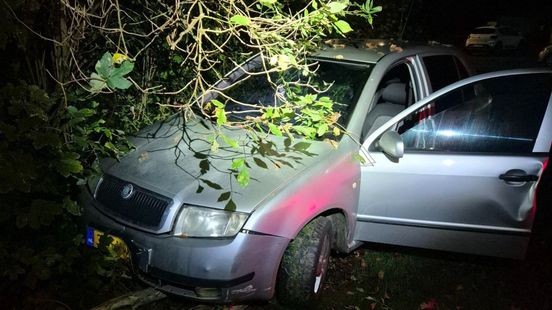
[320,246,541,310]
[318,173,552,310]
[149,239,551,310]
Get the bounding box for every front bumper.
[80,189,289,302]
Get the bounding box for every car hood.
[101,115,334,214]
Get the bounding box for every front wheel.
[277,217,332,308]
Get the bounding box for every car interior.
[361,63,415,140]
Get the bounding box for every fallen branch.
[91,287,167,310]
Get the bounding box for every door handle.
[499,169,538,182]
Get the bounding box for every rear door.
[356,70,552,258]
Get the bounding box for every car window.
[372,62,416,105]
[398,74,551,154]
[361,62,415,140]
[423,55,464,92]
[219,60,373,129]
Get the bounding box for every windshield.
[213,59,373,131]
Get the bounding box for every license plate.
[86,226,129,259]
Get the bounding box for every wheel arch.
[284,208,351,253]
[319,209,349,253]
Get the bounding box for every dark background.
[361,0,552,50]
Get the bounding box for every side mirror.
[378,131,404,160]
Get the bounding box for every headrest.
[381,83,407,105]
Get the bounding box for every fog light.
[195,287,222,298]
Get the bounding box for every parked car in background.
[538,44,552,66]
[465,25,525,51]
[81,40,552,307]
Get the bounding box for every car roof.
[314,39,459,64]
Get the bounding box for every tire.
[277,217,332,308]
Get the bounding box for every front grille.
[95,176,172,229]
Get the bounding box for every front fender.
[242,149,360,242]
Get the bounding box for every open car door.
[356,69,552,259]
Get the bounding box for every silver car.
[81,40,552,306]
[465,25,525,51]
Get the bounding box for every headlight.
[173,206,249,237]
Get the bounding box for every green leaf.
[316,96,333,109]
[215,107,227,126]
[327,2,347,13]
[236,167,250,187]
[201,179,223,190]
[217,191,231,202]
[371,5,382,13]
[194,152,208,159]
[78,108,95,117]
[114,60,134,76]
[224,199,237,211]
[221,135,239,148]
[293,125,317,138]
[334,20,353,34]
[292,141,311,151]
[230,15,250,26]
[89,73,107,92]
[199,159,210,174]
[107,75,132,90]
[211,139,219,152]
[57,158,83,177]
[172,54,183,63]
[253,157,268,169]
[231,158,245,170]
[268,123,283,136]
[63,197,81,216]
[196,185,204,193]
[317,123,329,137]
[95,52,113,77]
[57,153,83,177]
[284,137,292,149]
[211,99,224,108]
